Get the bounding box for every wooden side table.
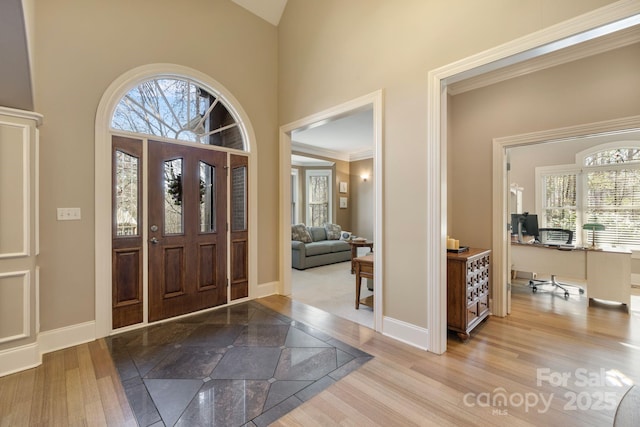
[349,240,374,273]
[354,254,374,309]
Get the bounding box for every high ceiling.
[0,0,33,111]
[0,0,289,112]
[231,0,288,26]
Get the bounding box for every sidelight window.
[115,150,140,236]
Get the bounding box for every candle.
[447,238,455,249]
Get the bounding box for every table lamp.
[583,223,605,249]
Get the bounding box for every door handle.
[150,237,159,244]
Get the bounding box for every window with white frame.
[538,142,640,248]
[305,169,332,227]
[540,170,578,239]
[291,169,299,224]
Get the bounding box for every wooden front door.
[148,140,228,322]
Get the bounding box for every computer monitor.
[511,213,539,241]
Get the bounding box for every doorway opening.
[290,109,374,328]
[279,90,384,331]
[495,118,640,316]
[427,5,640,354]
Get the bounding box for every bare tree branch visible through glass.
[111,77,246,151]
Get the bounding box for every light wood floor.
[1,286,639,426]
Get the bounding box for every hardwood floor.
[0,339,136,426]
[1,285,638,426]
[265,285,640,426]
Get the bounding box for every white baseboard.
[0,342,41,377]
[382,316,429,351]
[0,321,97,377]
[254,281,279,298]
[38,321,96,354]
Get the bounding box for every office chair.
[528,228,585,298]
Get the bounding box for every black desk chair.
[529,228,585,298]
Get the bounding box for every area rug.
[106,300,372,426]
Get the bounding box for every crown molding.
[291,141,350,162]
[291,142,373,163]
[449,18,640,95]
[349,149,374,161]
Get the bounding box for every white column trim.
[0,120,29,259]
[0,270,30,344]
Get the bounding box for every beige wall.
[34,0,278,331]
[334,160,351,229]
[450,43,640,251]
[30,0,631,334]
[278,0,618,326]
[509,139,594,214]
[349,158,374,239]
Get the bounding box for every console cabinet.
[447,248,491,340]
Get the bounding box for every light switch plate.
[57,207,81,221]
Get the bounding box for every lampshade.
[583,223,605,249]
[583,223,605,231]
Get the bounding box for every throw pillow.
[340,231,352,241]
[324,223,342,240]
[291,224,312,243]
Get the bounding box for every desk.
[349,240,374,273]
[511,243,631,307]
[354,254,373,309]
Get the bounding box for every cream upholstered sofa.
[291,224,351,270]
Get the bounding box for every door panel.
[148,140,227,321]
[198,243,217,290]
[163,246,185,297]
[230,154,248,300]
[112,136,143,329]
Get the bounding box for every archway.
[94,64,258,337]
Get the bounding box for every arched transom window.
[111,77,246,150]
[538,140,640,247]
[583,147,640,166]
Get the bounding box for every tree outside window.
[306,170,332,226]
[539,143,640,248]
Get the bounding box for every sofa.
[291,224,351,270]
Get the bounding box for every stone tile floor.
[106,300,372,426]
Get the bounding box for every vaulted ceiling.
[231,0,288,26]
[0,0,33,111]
[0,0,288,112]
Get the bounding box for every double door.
[112,137,248,328]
